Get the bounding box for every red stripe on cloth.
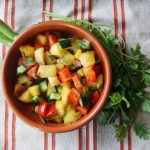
[93,118,97,150]
[42,0,46,22]
[86,124,89,150]
[12,114,16,150]
[120,0,126,40]
[52,133,55,150]
[113,0,118,38]
[4,102,8,150]
[49,0,53,20]
[119,114,124,150]
[78,128,82,150]
[44,133,48,150]
[74,0,78,19]
[11,0,16,150]
[81,0,85,20]
[128,128,132,150]
[88,0,92,23]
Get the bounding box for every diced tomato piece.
[44,45,50,51]
[34,43,43,50]
[27,65,39,79]
[68,88,80,106]
[91,91,101,104]
[38,101,48,118]
[48,34,58,47]
[46,104,57,118]
[58,67,72,83]
[72,74,83,93]
[76,106,87,115]
[94,64,102,77]
[86,69,96,82]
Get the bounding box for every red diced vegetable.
[68,88,80,106]
[34,43,43,50]
[48,34,58,47]
[44,45,50,51]
[91,91,101,104]
[27,65,39,79]
[94,64,102,76]
[58,67,72,83]
[72,74,83,93]
[46,104,57,118]
[76,106,87,115]
[38,101,48,118]
[86,69,96,82]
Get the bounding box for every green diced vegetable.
[56,85,63,93]
[59,39,72,49]
[26,57,35,66]
[77,68,84,77]
[32,96,42,104]
[70,65,81,72]
[47,84,56,96]
[79,92,91,107]
[17,65,27,76]
[49,92,61,100]
[39,81,48,93]
[35,78,46,83]
[77,39,90,49]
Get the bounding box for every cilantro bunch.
[44,12,150,141]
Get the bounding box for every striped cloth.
[0,0,150,150]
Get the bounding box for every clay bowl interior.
[2,21,111,133]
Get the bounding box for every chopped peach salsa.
[14,32,103,124]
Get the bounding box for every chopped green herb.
[26,57,35,66]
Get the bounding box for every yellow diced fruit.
[47,83,56,96]
[44,51,56,65]
[61,83,70,105]
[34,47,45,65]
[19,45,34,57]
[18,89,33,103]
[37,65,57,78]
[75,49,82,59]
[56,63,64,71]
[83,66,93,75]
[50,42,67,57]
[63,53,75,65]
[28,85,40,96]
[63,106,81,124]
[56,100,65,117]
[24,81,33,87]
[48,76,60,86]
[17,75,30,84]
[35,34,48,46]
[97,74,103,89]
[70,39,80,51]
[79,51,95,67]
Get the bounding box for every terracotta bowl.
[2,21,111,133]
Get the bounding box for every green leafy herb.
[77,39,90,49]
[48,55,56,61]
[44,12,150,141]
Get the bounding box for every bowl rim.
[2,20,112,133]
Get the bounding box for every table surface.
[0,0,150,150]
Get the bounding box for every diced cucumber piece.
[77,39,90,49]
[39,81,48,92]
[17,65,27,76]
[79,92,91,107]
[47,84,56,96]
[77,68,84,77]
[26,57,35,66]
[49,92,61,100]
[32,96,41,104]
[59,39,72,49]
[70,65,81,72]
[35,78,46,83]
[56,85,63,93]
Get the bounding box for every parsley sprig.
[44,12,150,141]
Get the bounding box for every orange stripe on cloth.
[11,0,16,150]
